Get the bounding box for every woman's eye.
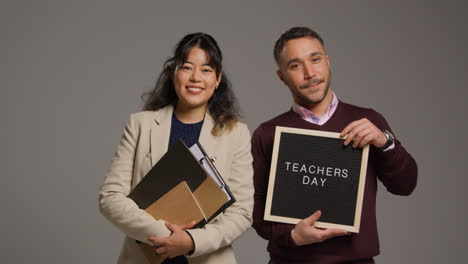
[180,64,192,71]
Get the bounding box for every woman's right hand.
[177,220,197,230]
[148,220,197,258]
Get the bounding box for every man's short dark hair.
[273,27,325,65]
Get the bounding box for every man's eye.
[203,68,213,73]
[312,57,321,63]
[290,64,299,69]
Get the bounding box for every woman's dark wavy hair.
[142,32,240,136]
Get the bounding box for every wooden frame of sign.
[264,126,369,233]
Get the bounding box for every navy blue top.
[168,113,204,149]
[163,112,203,264]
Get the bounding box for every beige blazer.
[99,105,254,264]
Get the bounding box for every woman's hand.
[148,221,196,258]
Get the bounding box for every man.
[251,27,417,263]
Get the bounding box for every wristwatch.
[380,129,395,150]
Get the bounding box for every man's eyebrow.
[286,52,324,66]
[309,51,324,57]
[286,58,300,66]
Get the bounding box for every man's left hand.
[148,221,195,259]
[340,118,386,148]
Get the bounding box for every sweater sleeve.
[251,125,298,248]
[98,114,171,244]
[371,111,418,195]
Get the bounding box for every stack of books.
[128,139,235,263]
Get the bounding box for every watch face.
[381,130,394,150]
[384,130,394,141]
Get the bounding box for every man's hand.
[147,221,196,258]
[291,211,350,246]
[340,118,387,148]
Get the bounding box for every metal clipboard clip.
[200,156,226,189]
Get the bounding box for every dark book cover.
[128,139,235,264]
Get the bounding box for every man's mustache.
[299,79,325,89]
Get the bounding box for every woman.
[99,33,253,264]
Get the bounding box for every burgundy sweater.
[251,102,417,264]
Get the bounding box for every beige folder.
[138,179,228,263]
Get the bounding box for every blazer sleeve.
[98,114,171,244]
[186,123,254,257]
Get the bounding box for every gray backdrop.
[2,0,467,263]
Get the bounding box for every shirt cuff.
[382,142,395,152]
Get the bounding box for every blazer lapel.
[150,105,174,166]
[150,107,217,166]
[198,112,217,159]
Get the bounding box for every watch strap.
[380,129,394,150]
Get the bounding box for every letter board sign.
[264,126,369,232]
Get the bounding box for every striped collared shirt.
[292,92,339,125]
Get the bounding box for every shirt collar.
[292,92,339,125]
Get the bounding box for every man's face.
[277,37,331,108]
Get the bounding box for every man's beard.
[294,70,332,106]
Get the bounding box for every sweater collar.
[292,92,339,126]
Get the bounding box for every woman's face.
[173,46,221,112]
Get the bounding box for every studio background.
[2,0,467,263]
